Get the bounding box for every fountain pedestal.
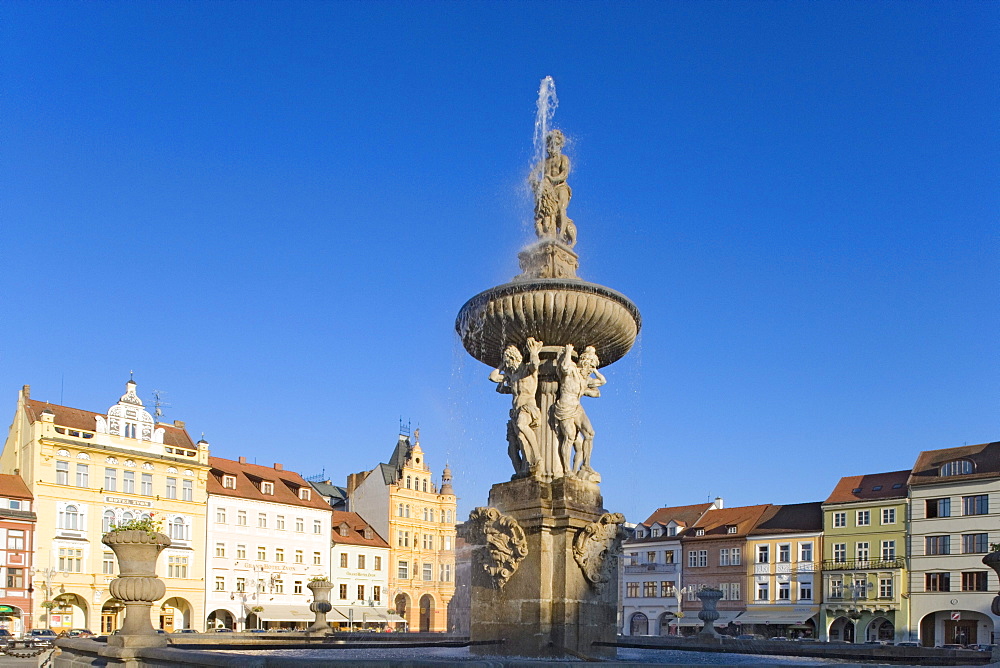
[469,477,618,659]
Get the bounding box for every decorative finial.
[129,370,134,382]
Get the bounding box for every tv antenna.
[152,390,171,422]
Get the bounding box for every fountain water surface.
[455,77,641,659]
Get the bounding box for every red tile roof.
[330,510,389,548]
[207,456,333,511]
[0,474,32,500]
[24,398,195,449]
[680,504,772,540]
[641,503,715,528]
[909,442,1000,487]
[750,502,823,535]
[824,470,910,504]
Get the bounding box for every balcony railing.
[624,563,677,574]
[822,558,905,571]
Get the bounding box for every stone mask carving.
[573,512,627,593]
[467,507,528,589]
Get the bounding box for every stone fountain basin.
[456,278,641,369]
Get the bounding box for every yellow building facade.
[348,431,456,632]
[1,382,211,633]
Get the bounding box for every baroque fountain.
[456,77,641,659]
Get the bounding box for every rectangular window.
[314,520,322,534]
[261,481,274,495]
[236,544,246,559]
[58,548,83,572]
[799,581,812,601]
[141,473,153,496]
[5,567,23,589]
[167,556,189,578]
[926,535,950,556]
[831,579,843,598]
[881,508,896,524]
[719,548,730,566]
[123,471,135,493]
[374,556,382,571]
[643,581,656,597]
[729,582,741,601]
[962,571,988,592]
[223,475,236,489]
[56,461,69,485]
[757,545,770,563]
[165,477,177,499]
[778,544,790,562]
[182,479,193,501]
[276,515,285,530]
[664,550,675,563]
[339,584,348,599]
[757,582,769,600]
[646,551,656,564]
[832,512,846,528]
[274,579,283,594]
[275,548,284,562]
[926,572,950,592]
[881,540,896,561]
[296,518,304,532]
[237,511,247,526]
[215,543,225,557]
[104,468,117,491]
[856,542,870,564]
[856,510,870,526]
[295,550,303,564]
[102,553,114,575]
[963,495,988,516]
[397,561,408,579]
[299,487,311,500]
[6,530,24,550]
[357,584,365,600]
[258,513,267,528]
[76,463,89,488]
[422,562,433,581]
[236,578,246,592]
[660,581,674,597]
[373,585,381,602]
[340,553,348,568]
[257,546,266,561]
[294,581,303,595]
[833,543,847,562]
[799,543,813,562]
[439,563,452,581]
[215,576,226,591]
[313,552,321,565]
[879,578,893,598]
[216,508,226,524]
[731,547,741,565]
[926,498,950,518]
[777,582,790,600]
[626,582,639,598]
[962,533,989,554]
[358,554,366,569]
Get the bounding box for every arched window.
[169,517,185,540]
[121,511,134,523]
[422,479,428,493]
[62,505,80,530]
[103,510,116,532]
[397,503,404,517]
[406,476,411,489]
[939,460,974,476]
[404,505,410,518]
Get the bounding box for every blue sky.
[2,1,997,523]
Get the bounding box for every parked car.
[172,628,199,634]
[65,629,94,638]
[769,636,789,641]
[896,641,920,647]
[970,644,997,652]
[0,629,11,645]
[27,629,58,647]
[212,628,234,633]
[940,643,967,650]
[736,634,761,640]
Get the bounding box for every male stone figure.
[489,337,543,476]
[553,344,606,477]
[532,130,576,247]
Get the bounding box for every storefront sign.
[105,496,152,507]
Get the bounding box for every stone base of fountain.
[469,476,618,659]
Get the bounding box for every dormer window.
[650,527,661,537]
[667,527,677,537]
[363,528,372,539]
[338,524,350,537]
[727,525,737,534]
[223,475,236,489]
[261,482,274,495]
[939,460,974,477]
[695,529,705,536]
[299,487,311,501]
[634,529,645,538]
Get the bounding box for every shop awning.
[255,605,317,622]
[674,611,742,627]
[734,607,819,626]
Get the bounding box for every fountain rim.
[455,278,642,333]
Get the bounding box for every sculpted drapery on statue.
[532,129,576,247]
[490,339,606,482]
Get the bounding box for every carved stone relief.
[467,507,528,589]
[573,512,627,592]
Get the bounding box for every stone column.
[469,477,622,659]
[306,580,334,633]
[101,530,170,649]
[696,588,723,639]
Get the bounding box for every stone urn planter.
[306,579,334,633]
[102,529,171,648]
[982,549,1000,615]
[697,588,724,638]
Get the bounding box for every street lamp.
[29,567,58,630]
[670,586,691,636]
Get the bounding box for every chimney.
[238,456,247,464]
[21,385,29,400]
[714,496,724,509]
[273,463,283,471]
[173,420,186,429]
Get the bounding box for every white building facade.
[205,456,333,630]
[328,510,393,629]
